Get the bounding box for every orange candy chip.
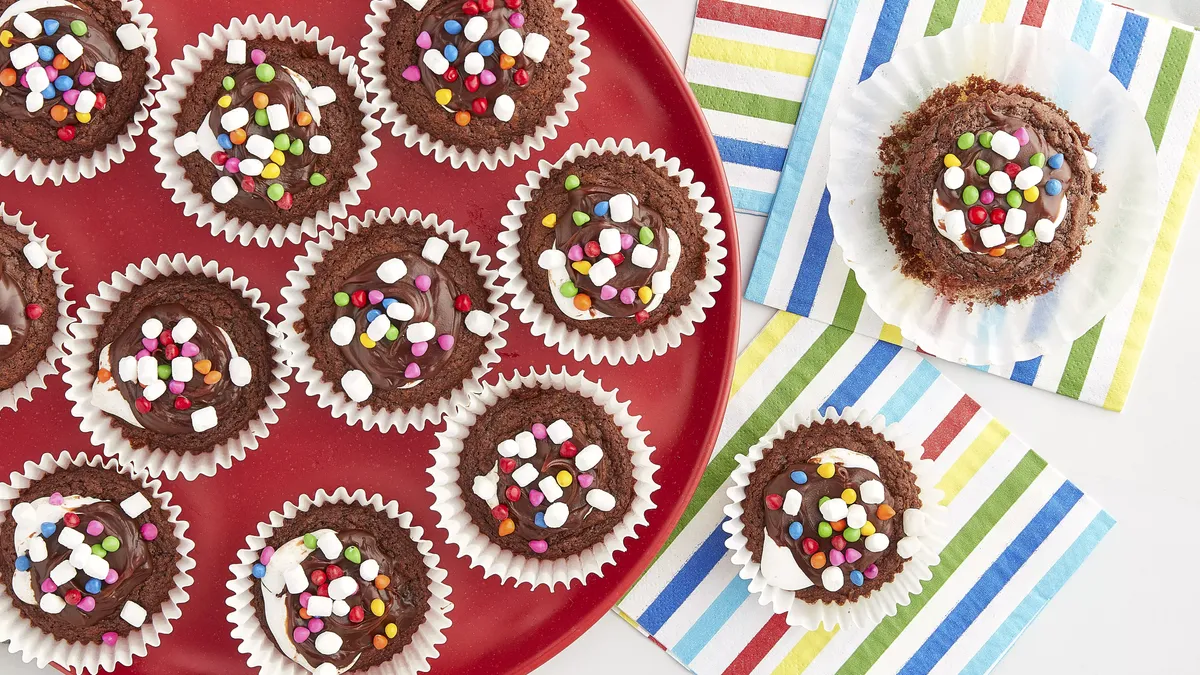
[876,504,895,520]
[53,54,69,70]
[296,111,312,126]
[50,105,68,122]
[810,551,827,569]
[299,607,311,620]
[97,368,112,383]
[193,359,212,375]
[203,371,222,385]
[252,92,269,109]
[0,68,16,87]
[373,635,388,650]
[374,574,390,590]
[454,110,471,126]
[499,54,516,70]
[229,128,247,145]
[498,518,515,536]
[573,294,592,311]
[831,519,847,532]
[988,247,1006,257]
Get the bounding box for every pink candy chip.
[62,89,79,105]
[480,70,497,86]
[531,423,547,439]
[105,569,118,584]
[368,290,384,305]
[411,341,429,357]
[1014,127,1030,145]
[260,546,274,565]
[250,49,266,65]
[980,189,995,205]
[600,285,617,300]
[78,71,96,86]
[307,618,324,633]
[509,13,525,27]
[437,334,454,350]
[577,473,593,488]
[864,564,879,579]
[567,244,584,261]
[49,492,64,506]
[135,349,149,360]
[87,520,104,536]
[44,66,57,81]
[299,592,312,607]
[293,626,310,642]
[77,596,96,612]
[181,342,200,357]
[402,65,421,82]
[415,274,431,292]
[828,549,845,566]
[404,362,421,378]
[224,157,240,173]
[41,579,57,593]
[416,31,432,49]
[140,523,158,541]
[619,288,636,305]
[168,380,185,395]
[620,233,635,250]
[844,547,862,563]
[529,540,548,554]
[529,490,544,507]
[142,337,158,351]
[102,632,119,646]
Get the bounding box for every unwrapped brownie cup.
[724,407,945,630]
[62,254,291,480]
[0,451,195,672]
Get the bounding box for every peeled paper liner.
[359,0,590,171]
[0,204,73,413]
[0,451,196,674]
[149,14,382,247]
[827,23,1160,365]
[0,0,161,185]
[61,253,292,481]
[226,487,453,675]
[429,367,659,591]
[497,138,728,364]
[723,406,947,631]
[279,207,509,434]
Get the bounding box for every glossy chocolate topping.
[0,258,28,361]
[554,187,669,318]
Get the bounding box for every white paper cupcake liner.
[0,203,73,414]
[359,0,590,171]
[429,367,659,590]
[0,450,196,674]
[149,14,382,247]
[0,0,160,185]
[827,23,1159,365]
[279,207,509,433]
[61,253,292,481]
[723,406,947,631]
[226,487,453,675]
[497,138,727,364]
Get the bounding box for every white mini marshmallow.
[631,244,658,268]
[978,224,1006,249]
[327,576,357,601]
[588,258,616,286]
[990,130,1020,160]
[118,355,137,382]
[515,431,537,459]
[267,104,289,131]
[307,86,336,106]
[1085,149,1097,169]
[543,502,569,528]
[387,302,414,322]
[818,497,848,522]
[586,489,616,512]
[309,135,332,155]
[25,91,43,113]
[896,536,921,559]
[499,29,523,56]
[546,419,572,443]
[538,249,567,270]
[406,321,436,344]
[226,39,247,64]
[315,631,343,656]
[284,564,309,594]
[608,194,634,223]
[988,170,1012,195]
[27,537,47,563]
[497,439,519,457]
[782,489,802,517]
[464,51,484,75]
[473,473,497,501]
[172,317,198,343]
[317,531,343,559]
[651,270,671,294]
[143,379,166,402]
[56,35,83,61]
[94,61,122,82]
[423,49,450,75]
[574,445,603,472]
[116,23,145,50]
[221,107,250,132]
[0,325,9,347]
[1003,207,1028,235]
[599,228,622,255]
[403,0,428,8]
[330,316,356,346]
[464,16,489,42]
[315,664,338,675]
[1034,218,1056,243]
[13,13,40,38]
[306,595,333,617]
[538,475,564,503]
[846,503,867,529]
[376,257,408,283]
[174,131,200,157]
[246,135,274,159]
[212,176,239,204]
[864,532,890,553]
[367,314,391,342]
[191,407,218,433]
[50,560,77,585]
[83,554,110,580]
[512,463,539,487]
[422,237,449,264]
[22,241,47,269]
[69,543,92,568]
[942,165,964,190]
[141,318,163,339]
[859,479,885,504]
[25,67,49,97]
[494,95,515,122]
[229,357,252,386]
[239,158,264,176]
[341,370,373,402]
[40,593,66,614]
[359,559,380,581]
[332,600,350,617]
[903,508,928,537]
[465,310,494,337]
[821,566,845,592]
[137,355,158,386]
[942,209,966,237]
[523,32,550,62]
[171,356,193,383]
[1014,165,1044,190]
[9,43,38,70]
[120,492,152,518]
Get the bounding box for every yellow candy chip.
[75,112,91,124]
[385,623,398,639]
[556,470,573,488]
[637,286,653,304]
[261,163,281,179]
[541,213,556,228]
[217,94,232,108]
[1023,186,1039,201]
[841,488,857,504]
[817,462,835,479]
[270,149,286,166]
[571,261,592,275]
[0,30,12,48]
[435,88,453,106]
[861,520,877,537]
[359,333,376,349]
[943,154,961,168]
[371,598,385,617]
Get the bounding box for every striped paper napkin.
[684,0,831,215]
[743,0,1200,411]
[616,312,1113,675]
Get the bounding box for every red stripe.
[696,0,827,39]
[1020,0,1051,26]
[720,614,791,675]
[922,395,980,460]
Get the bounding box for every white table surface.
[6,1,1200,673]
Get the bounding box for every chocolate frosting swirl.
[763,463,900,591]
[0,2,124,126]
[0,258,28,361]
[25,501,153,626]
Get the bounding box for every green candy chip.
[638,226,654,245]
[957,132,975,150]
[102,536,120,552]
[309,172,327,187]
[345,546,362,564]
[267,183,285,201]
[1029,152,1046,167]
[962,185,979,206]
[254,109,269,127]
[817,522,833,538]
[978,131,994,148]
[559,281,578,298]
[1006,190,1023,208]
[843,527,861,543]
[818,496,830,506]
[564,175,580,190]
[974,159,990,176]
[91,543,106,558]
[333,291,350,306]
[385,325,399,341]
[273,133,290,151]
[70,20,87,36]
[303,533,318,550]
[157,364,171,380]
[222,76,236,91]
[1019,230,1037,247]
[256,63,275,83]
[572,211,590,226]
[289,139,304,155]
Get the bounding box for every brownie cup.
[0,0,151,163]
[83,273,274,455]
[740,419,922,604]
[294,215,500,416]
[380,0,577,153]
[515,151,709,339]
[880,76,1105,304]
[0,224,60,391]
[171,36,364,224]
[0,463,182,644]
[250,503,433,673]
[457,387,634,559]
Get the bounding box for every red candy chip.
[241,176,256,192]
[967,206,987,225]
[25,303,42,320]
[634,309,649,324]
[480,0,495,9]
[513,68,530,86]
[765,494,783,510]
[173,396,191,411]
[462,0,480,14]
[56,125,75,142]
[164,344,180,360]
[491,505,509,520]
[444,67,459,83]
[1004,162,1020,179]
[472,97,488,115]
[159,330,173,346]
[212,151,228,166]
[499,457,517,473]
[454,294,472,312]
[310,570,327,586]
[584,241,601,257]
[465,74,480,93]
[349,605,366,623]
[135,397,152,414]
[351,290,368,308]
[277,192,293,210]
[316,583,329,597]
[63,512,80,527]
[325,565,344,580]
[990,208,1006,225]
[559,440,578,457]
[608,252,625,266]
[505,485,521,502]
[831,535,846,551]
[504,0,519,8]
[801,538,819,555]
[95,92,106,110]
[64,589,82,606]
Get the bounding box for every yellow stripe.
[688,34,815,77]
[772,627,839,674]
[936,419,1011,505]
[878,323,904,346]
[1104,109,1200,410]
[980,0,1012,23]
[731,312,801,397]
[615,608,643,631]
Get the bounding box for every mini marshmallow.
[83,554,110,580]
[464,16,489,42]
[1003,207,1028,235]
[942,165,965,190]
[191,407,218,433]
[586,489,616,512]
[359,559,380,581]
[515,431,537,459]
[24,67,49,98]
[423,49,450,75]
[327,576,357,601]
[212,176,239,204]
[221,107,250,132]
[608,194,634,223]
[332,600,350,617]
[22,241,47,269]
[317,531,343,559]
[367,314,392,342]
[120,492,152,518]
[473,474,497,501]
[57,526,84,549]
[25,91,43,114]
[143,379,166,402]
[306,595,333,617]
[27,536,47,563]
[229,357,252,387]
[246,134,275,159]
[819,497,848,522]
[315,664,339,675]
[404,0,428,8]
[118,355,137,382]
[465,310,494,337]
[588,258,616,286]
[574,444,603,472]
[1085,149,1097,169]
[499,29,523,56]
[864,532,890,553]
[651,270,671,295]
[94,61,122,82]
[546,419,572,443]
[13,13,41,38]
[284,564,309,594]
[543,502,569,528]
[406,321,436,344]
[330,316,356,346]
[497,439,519,457]
[172,317,198,343]
[116,23,145,50]
[239,158,264,176]
[988,170,1012,195]
[523,32,551,62]
[512,463,539,487]
[307,86,336,107]
[538,249,567,270]
[172,356,194,383]
[903,508,928,537]
[226,39,247,64]
[137,355,159,386]
[1014,165,1044,190]
[56,35,83,61]
[309,136,332,155]
[978,224,1006,249]
[267,104,289,131]
[493,95,515,122]
[50,560,77,585]
[782,489,802,516]
[990,130,1020,160]
[631,244,658,268]
[846,503,868,529]
[387,302,415,322]
[538,475,564,503]
[0,325,12,347]
[40,593,66,614]
[69,543,92,568]
[315,631,343,656]
[858,479,885,504]
[174,131,200,157]
[341,370,373,402]
[821,566,844,592]
[422,237,450,264]
[9,43,38,70]
[599,229,622,255]
[896,536,921,559]
[943,209,967,238]
[376,257,408,283]
[1034,217,1056,243]
[141,318,163,339]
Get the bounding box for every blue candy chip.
[1045,179,1062,196]
[382,298,396,308]
[85,578,102,594]
[444,19,463,35]
[534,511,546,528]
[1047,153,1064,170]
[594,201,610,217]
[41,85,56,99]
[43,19,60,35]
[850,570,864,586]
[38,45,54,62]
[366,309,381,322]
[40,522,56,537]
[14,556,30,572]
[443,44,459,62]
[788,521,803,540]
[478,40,495,57]
[790,471,808,485]
[252,563,267,579]
[54,75,72,92]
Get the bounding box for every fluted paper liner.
[359,0,589,171]
[279,207,509,433]
[0,451,195,673]
[827,23,1159,365]
[226,488,452,675]
[429,367,658,590]
[723,406,946,630]
[0,204,73,413]
[0,0,160,185]
[497,138,727,364]
[62,254,292,480]
[150,14,382,247]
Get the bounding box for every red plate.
[1,0,740,672]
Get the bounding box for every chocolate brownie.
[250,503,431,673]
[382,0,576,152]
[457,387,634,559]
[516,152,708,339]
[296,218,497,411]
[880,77,1104,304]
[0,225,58,390]
[0,0,151,163]
[0,465,181,643]
[173,37,364,224]
[741,420,921,604]
[84,274,274,455]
